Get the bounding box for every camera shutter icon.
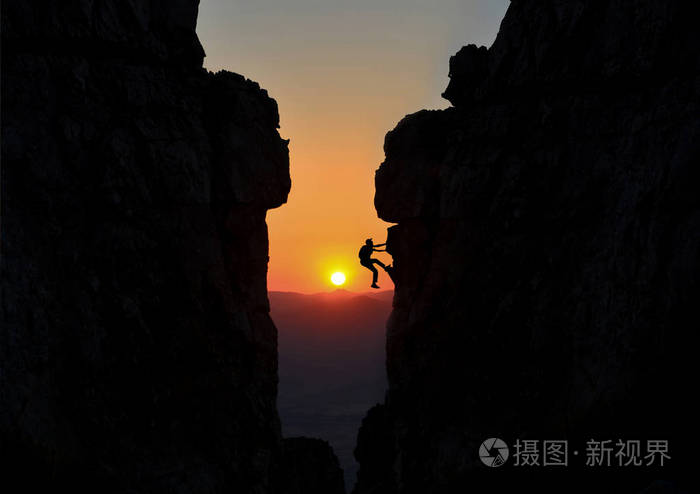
[479,438,509,467]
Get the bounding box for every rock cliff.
[283,438,346,494]
[355,1,698,492]
[0,1,336,493]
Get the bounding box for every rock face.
[283,438,346,494]
[0,1,313,492]
[356,1,698,492]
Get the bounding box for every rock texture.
[0,1,326,492]
[355,1,699,492]
[283,438,346,494]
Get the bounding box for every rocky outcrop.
[283,438,346,494]
[0,1,305,492]
[356,1,698,492]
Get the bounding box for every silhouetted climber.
[359,238,391,289]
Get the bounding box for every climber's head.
[365,238,373,246]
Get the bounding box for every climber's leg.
[361,260,380,286]
[370,265,379,284]
[372,259,386,269]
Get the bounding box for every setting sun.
[330,272,346,286]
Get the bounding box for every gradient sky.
[197,0,509,293]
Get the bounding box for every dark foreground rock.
[283,438,346,494]
[0,1,338,493]
[355,1,698,492]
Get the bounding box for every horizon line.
[268,288,394,296]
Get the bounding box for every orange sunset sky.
[197,0,508,293]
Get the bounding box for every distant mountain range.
[270,289,393,491]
